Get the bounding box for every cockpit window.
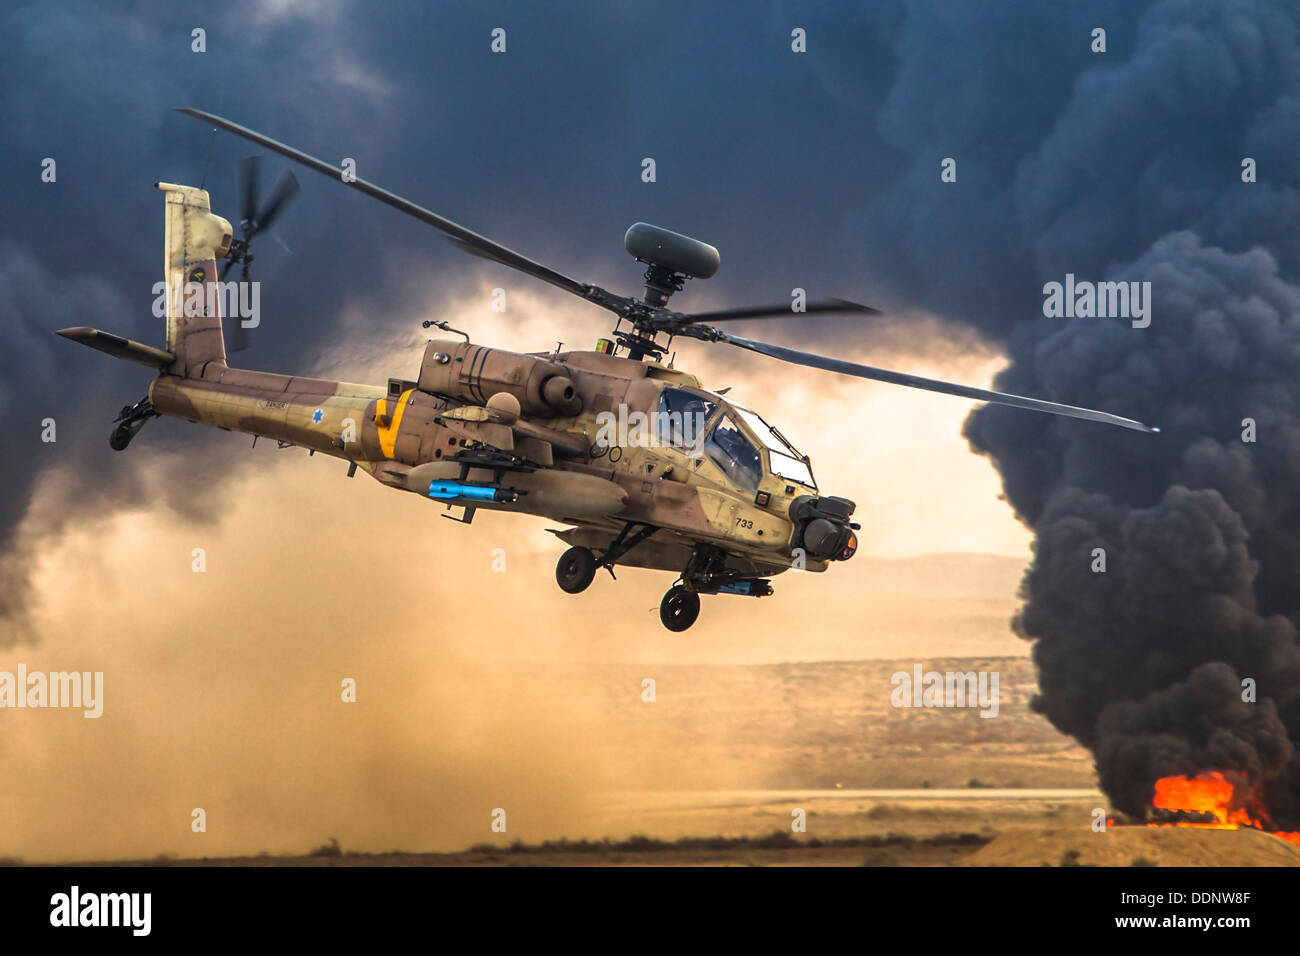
[704,414,762,492]
[657,388,716,450]
[733,407,816,488]
[767,451,815,488]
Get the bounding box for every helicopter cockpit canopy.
[729,405,816,489]
[655,387,716,449]
[656,387,817,492]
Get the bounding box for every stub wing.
[55,327,176,370]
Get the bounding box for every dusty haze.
[0,286,1034,861]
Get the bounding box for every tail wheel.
[109,423,134,451]
[659,585,701,632]
[556,546,598,594]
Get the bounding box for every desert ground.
[22,655,1300,866]
[11,555,1296,867]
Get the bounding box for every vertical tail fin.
[157,182,232,376]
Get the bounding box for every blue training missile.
[427,481,518,503]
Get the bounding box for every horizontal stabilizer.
[56,327,176,370]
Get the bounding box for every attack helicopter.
[57,109,1156,631]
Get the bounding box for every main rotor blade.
[445,235,508,264]
[716,332,1159,433]
[179,108,603,302]
[680,298,881,323]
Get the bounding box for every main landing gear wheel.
[659,585,701,632]
[556,546,598,594]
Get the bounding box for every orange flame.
[1149,772,1300,846]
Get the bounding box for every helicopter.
[57,109,1156,631]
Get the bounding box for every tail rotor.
[221,155,299,350]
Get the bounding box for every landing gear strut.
[597,523,656,577]
[553,533,770,634]
[655,544,775,632]
[554,524,657,595]
[109,397,158,451]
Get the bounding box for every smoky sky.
[812,0,1300,824]
[7,0,1300,824]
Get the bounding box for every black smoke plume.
[969,234,1300,823]
[864,0,1300,824]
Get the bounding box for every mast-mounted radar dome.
[625,222,720,309]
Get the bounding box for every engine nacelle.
[416,338,583,417]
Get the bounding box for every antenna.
[199,128,217,190]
